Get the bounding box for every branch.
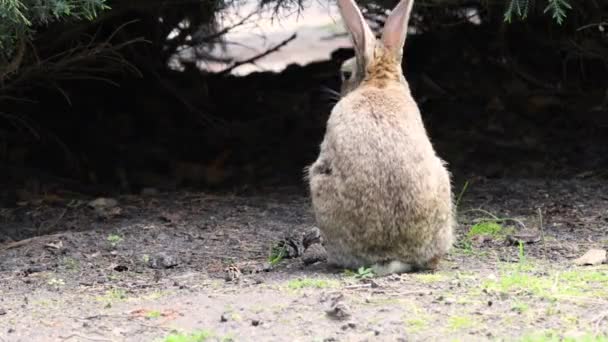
[217,33,297,75]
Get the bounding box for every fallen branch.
[218,33,297,75]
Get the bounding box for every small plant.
[107,234,123,248]
[518,241,527,266]
[268,243,287,266]
[344,266,375,279]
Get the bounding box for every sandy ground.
[1,178,608,341]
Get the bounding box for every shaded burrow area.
[1,21,607,215]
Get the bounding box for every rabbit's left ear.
[381,0,414,62]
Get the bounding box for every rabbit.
[306,0,455,276]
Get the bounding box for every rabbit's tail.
[371,260,413,276]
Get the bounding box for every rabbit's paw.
[371,260,413,276]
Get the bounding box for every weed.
[343,266,375,279]
[268,243,287,266]
[107,234,123,248]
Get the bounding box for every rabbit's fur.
[306,0,454,275]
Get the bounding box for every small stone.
[574,249,607,266]
[0,309,6,315]
[7,328,15,333]
[326,302,351,320]
[251,319,261,326]
[220,313,229,322]
[374,329,381,336]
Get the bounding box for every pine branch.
[543,0,572,25]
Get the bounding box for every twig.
[60,333,111,342]
[218,33,297,75]
[344,283,372,289]
[455,180,469,211]
[538,208,546,258]
[0,233,66,251]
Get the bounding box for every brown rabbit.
[306,0,454,275]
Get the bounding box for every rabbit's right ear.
[337,0,375,69]
[381,0,414,63]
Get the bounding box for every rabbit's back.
[310,85,453,264]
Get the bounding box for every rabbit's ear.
[381,0,414,62]
[337,0,375,68]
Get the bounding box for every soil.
[1,177,608,341]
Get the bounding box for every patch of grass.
[467,221,503,238]
[405,317,429,332]
[96,288,128,303]
[511,300,529,314]
[413,273,448,283]
[146,310,162,319]
[107,234,123,248]
[343,266,375,279]
[287,278,339,290]
[447,315,474,330]
[163,330,214,342]
[520,331,608,342]
[483,265,608,301]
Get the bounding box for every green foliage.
[504,0,572,24]
[343,266,375,279]
[0,0,109,58]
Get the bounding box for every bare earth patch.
[1,178,608,341]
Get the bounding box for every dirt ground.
[1,177,608,342]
